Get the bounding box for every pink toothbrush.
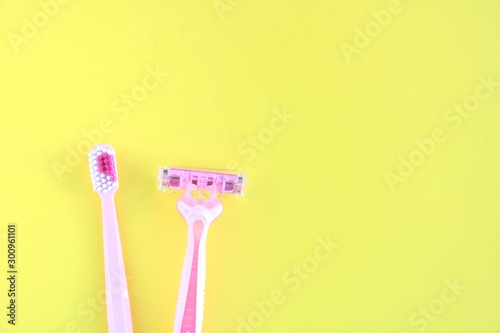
[89,144,133,333]
[158,166,247,333]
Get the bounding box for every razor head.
[157,166,246,197]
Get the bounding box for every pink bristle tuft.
[97,153,117,181]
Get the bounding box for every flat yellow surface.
[1,0,500,332]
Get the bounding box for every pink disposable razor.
[158,166,246,333]
[89,145,133,333]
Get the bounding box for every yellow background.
[1,0,500,332]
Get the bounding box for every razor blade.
[157,166,247,197]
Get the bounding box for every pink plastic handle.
[174,190,223,333]
[175,218,211,333]
[178,220,206,333]
[101,193,134,333]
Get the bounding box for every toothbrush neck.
[100,191,117,201]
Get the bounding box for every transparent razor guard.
[157,166,246,197]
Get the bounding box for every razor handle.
[175,217,213,333]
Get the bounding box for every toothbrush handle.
[175,220,209,333]
[101,194,133,333]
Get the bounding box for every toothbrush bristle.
[89,145,118,193]
[97,153,117,180]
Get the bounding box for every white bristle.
[88,145,118,194]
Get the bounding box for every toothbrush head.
[157,166,246,197]
[89,144,118,194]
